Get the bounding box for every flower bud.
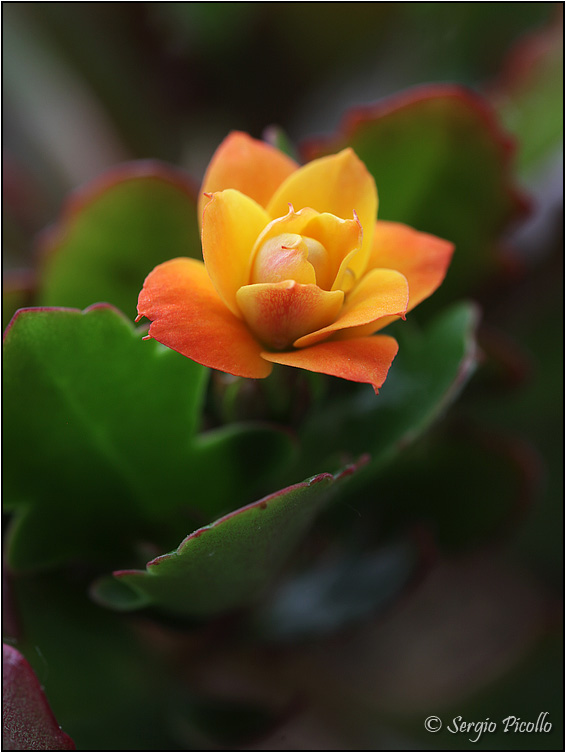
[252,233,329,287]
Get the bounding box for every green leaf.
[303,86,525,300]
[94,464,362,617]
[188,424,297,519]
[251,539,418,642]
[298,302,478,482]
[36,163,201,317]
[3,305,293,570]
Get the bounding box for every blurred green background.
[3,3,563,750]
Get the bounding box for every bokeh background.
[3,3,563,750]
[4,2,562,262]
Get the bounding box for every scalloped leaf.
[303,86,525,300]
[297,302,478,482]
[36,163,201,317]
[3,305,294,571]
[94,464,361,617]
[3,643,75,751]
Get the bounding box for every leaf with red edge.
[36,162,201,318]
[302,85,527,301]
[3,643,75,751]
[94,463,364,617]
[3,304,294,571]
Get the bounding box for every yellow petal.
[202,189,271,316]
[299,212,363,292]
[266,148,377,276]
[294,268,408,348]
[237,281,344,351]
[198,131,298,226]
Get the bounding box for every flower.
[137,132,453,392]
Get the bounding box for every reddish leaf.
[3,644,75,751]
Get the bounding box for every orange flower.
[137,132,453,392]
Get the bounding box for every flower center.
[251,233,331,288]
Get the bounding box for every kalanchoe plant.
[3,21,562,743]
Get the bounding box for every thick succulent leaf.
[303,86,525,300]
[3,305,293,570]
[298,302,478,482]
[3,643,75,751]
[252,539,418,642]
[188,424,296,519]
[94,464,361,617]
[36,163,201,317]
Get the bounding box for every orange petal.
[369,220,454,312]
[138,258,272,378]
[266,148,377,275]
[294,268,408,348]
[202,189,271,316]
[236,281,344,351]
[262,335,399,393]
[198,132,298,225]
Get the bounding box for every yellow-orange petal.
[236,281,344,351]
[202,189,271,316]
[266,148,377,275]
[299,212,363,292]
[252,207,362,291]
[198,131,298,225]
[137,258,272,378]
[251,233,317,286]
[294,268,408,348]
[369,220,454,312]
[261,335,399,393]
